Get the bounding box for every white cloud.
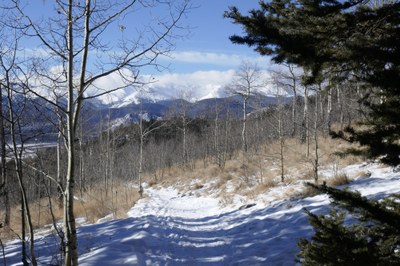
[164,51,270,67]
[145,70,236,101]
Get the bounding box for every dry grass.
[327,172,350,186]
[243,178,278,199]
[0,181,140,240]
[293,183,323,199]
[74,182,140,223]
[143,133,362,203]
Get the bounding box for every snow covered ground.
[3,162,400,265]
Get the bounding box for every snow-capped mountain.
[5,69,294,144]
[5,90,289,144]
[88,70,291,108]
[96,82,289,109]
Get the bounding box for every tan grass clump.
[76,183,140,223]
[293,183,323,199]
[244,177,278,199]
[327,172,350,187]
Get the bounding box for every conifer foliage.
[297,183,400,265]
[225,0,400,165]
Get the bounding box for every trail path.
[4,163,400,265]
[76,186,320,266]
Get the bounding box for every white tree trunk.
[242,97,248,153]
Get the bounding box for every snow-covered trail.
[3,163,400,266]
[78,186,315,266]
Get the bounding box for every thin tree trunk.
[314,91,319,183]
[105,111,111,196]
[278,103,285,182]
[292,90,297,137]
[327,88,332,134]
[242,96,248,153]
[182,116,187,168]
[64,1,78,264]
[20,192,28,266]
[337,85,344,130]
[6,78,37,266]
[138,116,144,197]
[56,104,63,208]
[0,83,10,227]
[302,86,310,158]
[79,126,85,198]
[289,65,297,137]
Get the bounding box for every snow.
[3,162,400,265]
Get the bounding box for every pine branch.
[305,182,400,229]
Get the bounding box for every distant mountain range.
[6,86,292,144]
[84,94,289,128]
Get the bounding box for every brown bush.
[327,172,350,187]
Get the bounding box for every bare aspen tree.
[313,91,319,182]
[214,100,221,166]
[3,68,37,266]
[326,85,332,134]
[55,95,65,207]
[276,91,287,183]
[312,85,323,183]
[170,89,194,168]
[105,110,112,196]
[0,20,38,265]
[272,64,301,137]
[336,85,345,130]
[213,100,226,168]
[0,12,12,230]
[11,1,190,264]
[0,82,9,228]
[302,85,310,158]
[227,61,263,153]
[270,74,288,182]
[137,98,167,197]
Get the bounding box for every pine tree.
[297,183,400,265]
[225,0,400,165]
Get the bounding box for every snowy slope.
[89,70,289,108]
[4,163,400,265]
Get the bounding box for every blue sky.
[163,0,268,73]
[23,1,268,72]
[22,1,274,100]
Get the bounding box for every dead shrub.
[192,183,204,190]
[294,183,323,198]
[327,172,350,186]
[298,168,316,181]
[147,179,157,187]
[219,172,233,182]
[247,178,278,197]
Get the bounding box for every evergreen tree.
[225,0,400,165]
[297,183,400,265]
